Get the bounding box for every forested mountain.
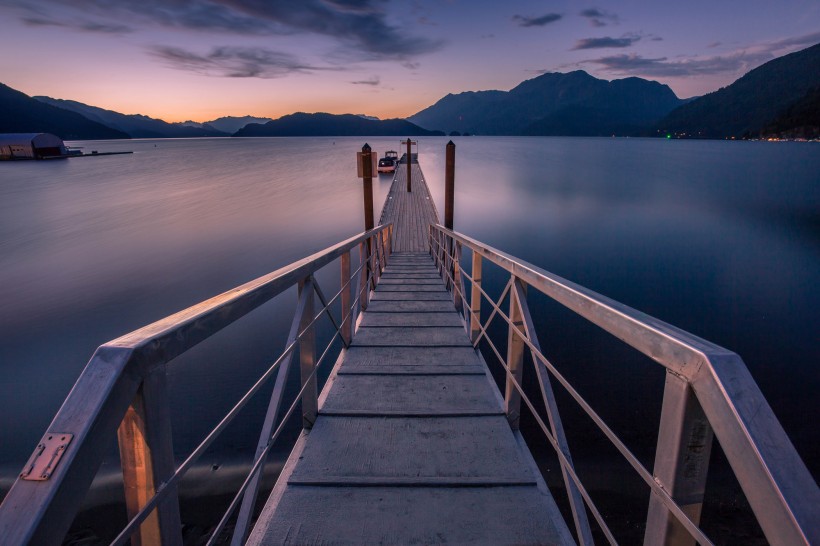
[235,113,444,137]
[408,71,684,136]
[657,43,820,138]
[34,97,228,138]
[0,83,128,140]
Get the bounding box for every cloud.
[583,31,820,78]
[21,15,132,33]
[512,13,562,27]
[149,46,333,78]
[580,8,618,27]
[2,0,443,61]
[351,77,380,86]
[573,34,641,50]
[585,52,771,77]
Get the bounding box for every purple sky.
[1,0,818,121]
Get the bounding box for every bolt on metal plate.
[20,433,73,481]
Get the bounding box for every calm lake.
[0,136,817,541]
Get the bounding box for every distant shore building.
[0,133,67,160]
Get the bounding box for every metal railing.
[429,223,819,546]
[0,223,393,546]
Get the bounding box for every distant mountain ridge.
[34,97,229,138]
[408,70,685,135]
[178,116,273,134]
[235,113,444,137]
[657,43,820,138]
[0,83,129,140]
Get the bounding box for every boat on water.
[378,151,398,173]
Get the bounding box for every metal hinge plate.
[20,432,73,481]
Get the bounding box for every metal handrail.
[0,223,393,546]
[429,223,819,546]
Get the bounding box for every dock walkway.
[248,163,573,544]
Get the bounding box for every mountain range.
[656,43,820,138]
[408,71,686,136]
[34,97,229,138]
[0,83,128,140]
[1,42,818,140]
[235,113,443,137]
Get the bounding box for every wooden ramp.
[247,163,574,545]
[378,161,438,253]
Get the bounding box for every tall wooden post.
[406,138,412,192]
[361,143,374,231]
[445,140,455,229]
[361,143,374,297]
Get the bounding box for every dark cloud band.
[512,13,563,28]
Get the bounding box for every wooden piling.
[445,140,455,229]
[406,138,412,192]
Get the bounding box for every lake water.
[0,136,817,541]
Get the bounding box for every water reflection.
[0,136,817,504]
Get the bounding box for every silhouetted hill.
[34,97,229,138]
[0,83,128,140]
[203,116,273,133]
[408,71,684,135]
[234,113,444,137]
[759,86,820,139]
[657,43,820,138]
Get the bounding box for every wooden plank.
[370,291,451,301]
[319,375,503,414]
[353,326,472,347]
[359,312,463,327]
[375,284,446,292]
[365,300,457,312]
[339,346,483,376]
[288,416,536,481]
[248,486,574,545]
[378,277,443,285]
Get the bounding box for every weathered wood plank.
[365,300,457,312]
[370,291,451,301]
[378,277,443,285]
[375,284,446,292]
[248,486,573,545]
[339,346,483,376]
[359,312,463,327]
[353,326,472,347]
[320,375,502,414]
[288,416,536,481]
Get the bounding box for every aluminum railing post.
[470,252,483,344]
[505,277,526,430]
[358,241,369,311]
[644,372,713,546]
[453,241,464,313]
[117,364,183,546]
[340,251,353,346]
[298,277,318,428]
[513,279,594,545]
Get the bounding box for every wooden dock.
[378,161,438,253]
[247,163,573,544]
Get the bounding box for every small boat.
[378,152,398,173]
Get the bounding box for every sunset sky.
[1,0,818,122]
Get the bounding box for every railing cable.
[111,234,388,546]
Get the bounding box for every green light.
[666,134,671,139]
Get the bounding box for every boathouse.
[0,133,66,160]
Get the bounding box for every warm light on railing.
[428,223,819,546]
